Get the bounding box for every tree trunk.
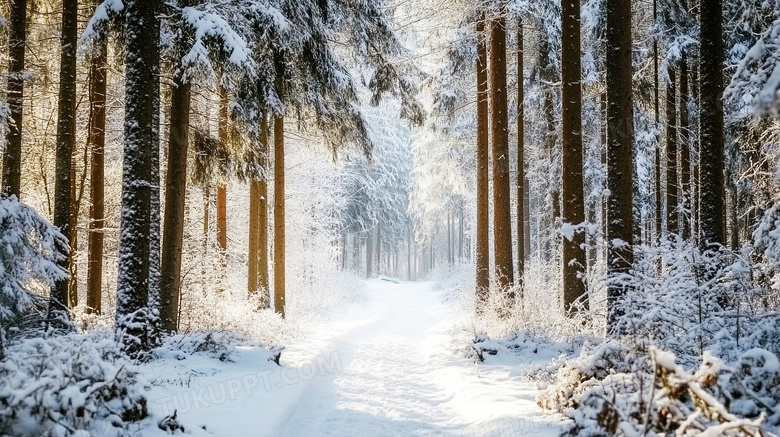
[407,227,412,280]
[730,186,739,250]
[605,0,634,334]
[116,0,160,355]
[366,231,373,278]
[68,145,79,308]
[273,115,286,317]
[341,233,347,270]
[354,233,360,271]
[414,240,418,281]
[249,178,259,293]
[376,223,381,274]
[159,71,191,332]
[516,18,525,286]
[544,89,558,260]
[601,92,609,262]
[699,0,725,246]
[490,10,515,295]
[666,67,678,236]
[86,36,108,315]
[146,3,162,346]
[459,206,464,261]
[654,0,662,244]
[68,122,89,309]
[475,16,490,303]
[561,0,587,314]
[258,115,270,308]
[679,56,691,240]
[524,177,531,261]
[217,88,228,252]
[204,185,210,237]
[2,0,26,197]
[447,210,452,266]
[51,0,78,322]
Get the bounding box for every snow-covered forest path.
[272,279,564,436]
[143,279,566,436]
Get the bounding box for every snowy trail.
[142,279,565,437]
[273,279,565,436]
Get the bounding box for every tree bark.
[730,186,739,250]
[147,5,162,345]
[116,0,160,355]
[516,18,525,287]
[699,0,725,246]
[679,56,691,240]
[249,179,259,294]
[258,115,270,308]
[217,88,228,252]
[489,9,515,296]
[51,0,78,321]
[605,0,634,334]
[2,0,26,198]
[544,89,558,260]
[159,71,191,332]
[561,0,587,314]
[523,178,531,260]
[653,0,662,244]
[666,67,678,236]
[273,115,286,317]
[86,36,108,315]
[475,16,490,303]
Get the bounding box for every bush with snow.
[0,196,68,358]
[543,346,780,437]
[0,331,146,437]
[0,329,280,436]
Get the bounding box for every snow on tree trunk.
[698,0,726,247]
[561,0,588,315]
[116,0,160,356]
[667,67,678,236]
[516,18,525,289]
[605,0,635,334]
[2,0,26,198]
[51,0,78,323]
[679,56,692,241]
[148,6,162,346]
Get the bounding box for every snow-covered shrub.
[608,239,771,368]
[0,330,280,437]
[0,331,147,437]
[0,196,68,357]
[154,330,281,365]
[536,341,646,413]
[554,348,780,437]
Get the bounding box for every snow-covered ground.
[137,279,567,436]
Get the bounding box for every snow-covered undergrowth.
[0,330,279,437]
[537,342,780,436]
[431,259,585,373]
[444,237,780,436]
[535,240,780,436]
